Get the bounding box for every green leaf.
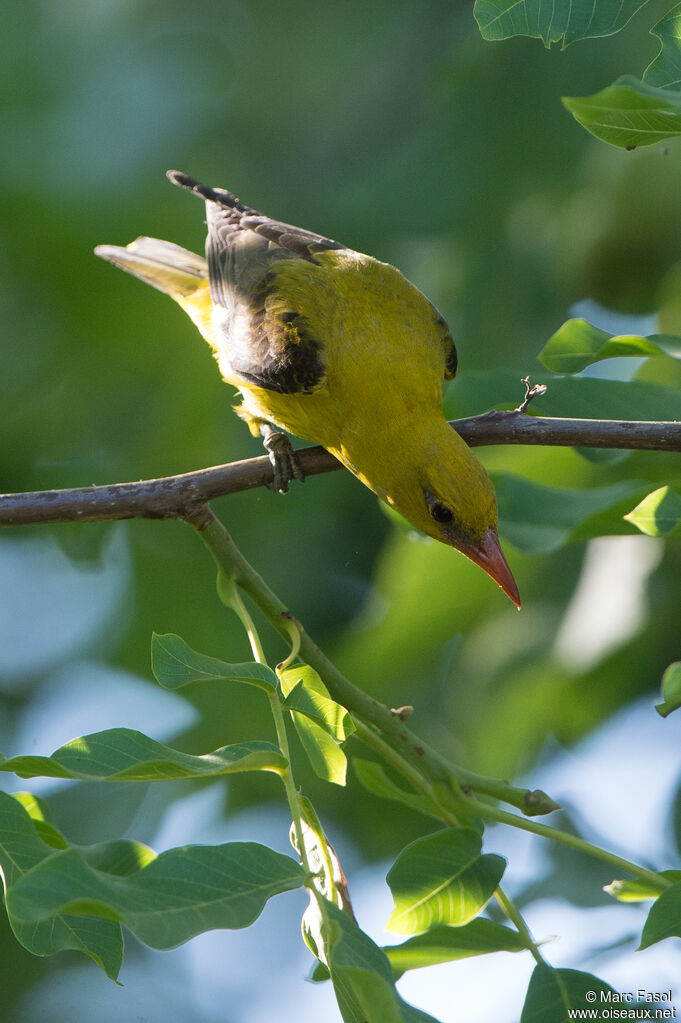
[521,964,616,1021]
[79,840,158,877]
[280,665,354,741]
[563,76,681,149]
[7,840,307,950]
[655,662,681,719]
[277,663,348,784]
[538,375,681,421]
[604,870,681,902]
[386,828,506,935]
[0,728,286,781]
[538,319,681,375]
[311,898,439,1023]
[644,4,681,90]
[383,919,526,979]
[151,632,276,691]
[293,714,348,786]
[624,486,681,538]
[353,759,439,818]
[493,472,650,553]
[640,880,681,948]
[448,368,681,424]
[473,0,650,48]
[11,791,67,849]
[0,792,123,979]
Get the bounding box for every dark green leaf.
[151,632,276,691]
[538,319,681,374]
[532,376,681,422]
[386,828,506,935]
[448,369,681,422]
[474,0,650,48]
[7,841,306,950]
[0,728,286,781]
[383,919,526,978]
[640,880,681,948]
[624,487,681,538]
[522,964,617,1021]
[0,792,123,979]
[604,870,681,901]
[280,665,354,741]
[655,662,681,719]
[493,472,649,553]
[643,4,681,90]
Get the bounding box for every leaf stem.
[211,554,312,878]
[462,796,672,891]
[494,887,545,966]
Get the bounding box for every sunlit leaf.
[7,841,306,951]
[280,665,354,741]
[383,919,526,978]
[604,870,681,901]
[151,632,276,691]
[0,792,123,979]
[639,880,681,948]
[563,76,681,149]
[474,0,650,48]
[624,487,681,538]
[353,759,439,818]
[312,898,439,1023]
[11,791,67,849]
[655,662,681,719]
[386,828,505,935]
[521,964,616,1021]
[293,715,347,786]
[0,728,286,781]
[538,319,681,375]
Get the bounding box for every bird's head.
[377,420,521,608]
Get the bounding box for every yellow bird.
[95,171,520,607]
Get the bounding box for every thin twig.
[2,411,680,527]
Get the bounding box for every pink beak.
[458,528,521,609]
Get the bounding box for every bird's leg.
[259,423,305,494]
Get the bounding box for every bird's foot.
[260,425,305,494]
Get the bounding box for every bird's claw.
[261,426,305,494]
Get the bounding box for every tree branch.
[2,410,680,527]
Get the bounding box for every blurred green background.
[1,1,681,1019]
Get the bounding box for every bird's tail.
[94,237,207,301]
[166,170,255,216]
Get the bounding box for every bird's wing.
[205,201,340,396]
[431,308,457,381]
[168,172,345,395]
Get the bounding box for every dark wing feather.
[432,309,457,380]
[170,173,341,394]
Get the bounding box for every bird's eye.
[430,502,453,524]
